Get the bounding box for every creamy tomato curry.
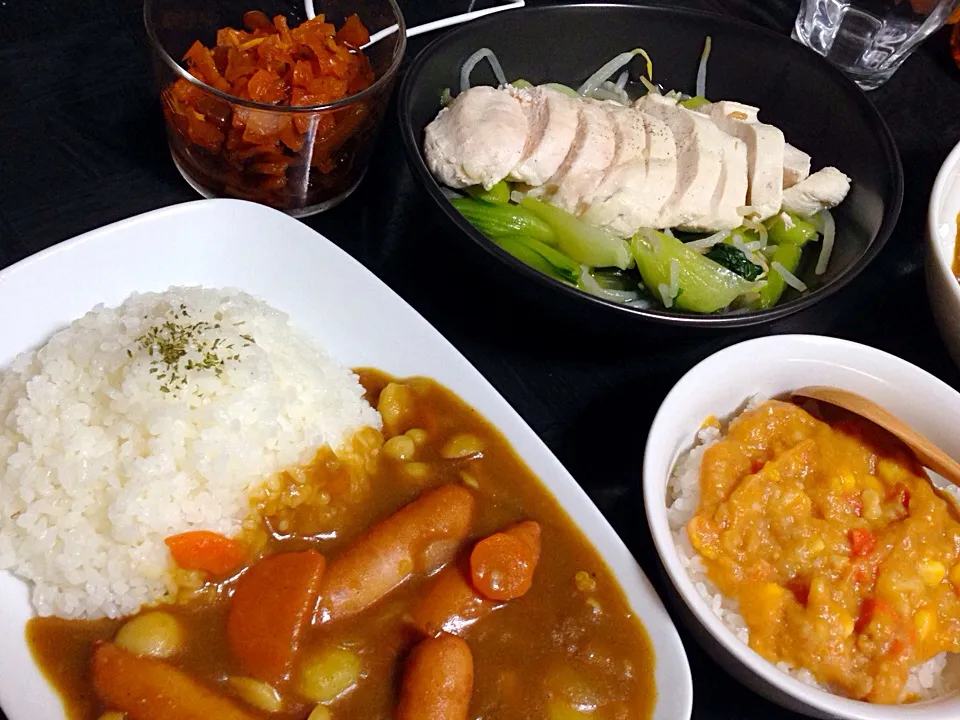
[689,400,960,703]
[28,372,656,720]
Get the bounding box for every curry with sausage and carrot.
[28,372,656,720]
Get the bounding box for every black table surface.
[3,0,960,718]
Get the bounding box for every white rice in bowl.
[666,403,960,702]
[0,287,380,619]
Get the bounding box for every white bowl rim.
[927,138,960,277]
[642,334,960,720]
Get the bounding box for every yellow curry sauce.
[688,400,960,703]
[27,372,655,720]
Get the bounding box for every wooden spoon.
[791,385,960,489]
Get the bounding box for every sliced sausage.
[397,633,473,720]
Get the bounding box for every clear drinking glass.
[144,0,406,216]
[794,0,960,89]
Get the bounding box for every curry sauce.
[689,400,960,703]
[28,372,656,719]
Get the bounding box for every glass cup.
[144,0,406,216]
[794,0,960,89]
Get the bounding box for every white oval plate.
[0,199,692,720]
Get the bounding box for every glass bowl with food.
[144,0,405,216]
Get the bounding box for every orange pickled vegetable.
[336,14,371,48]
[165,531,246,575]
[469,521,541,602]
[92,643,259,720]
[164,10,376,203]
[226,550,326,685]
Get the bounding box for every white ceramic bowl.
[0,199,692,720]
[643,334,960,720]
[927,139,960,368]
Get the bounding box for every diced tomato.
[891,483,911,510]
[855,598,896,634]
[849,528,876,557]
[786,578,810,606]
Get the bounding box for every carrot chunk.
[164,531,246,575]
[469,521,541,601]
[92,643,258,720]
[849,528,876,557]
[226,550,326,686]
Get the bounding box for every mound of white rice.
[0,287,379,619]
[667,408,960,702]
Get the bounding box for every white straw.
[304,0,526,47]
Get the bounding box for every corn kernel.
[460,471,480,489]
[838,611,855,637]
[810,577,828,605]
[919,560,947,587]
[862,489,882,521]
[877,459,906,483]
[861,475,883,494]
[98,713,126,720]
[914,610,937,641]
[809,537,826,554]
[700,415,720,430]
[841,472,857,492]
[949,563,960,590]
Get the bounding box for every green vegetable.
[705,243,763,281]
[679,95,709,110]
[511,78,533,89]
[501,235,578,283]
[591,268,637,292]
[519,196,632,270]
[543,83,581,98]
[631,230,754,313]
[765,212,818,247]
[755,242,803,309]
[450,197,556,244]
[466,180,510,204]
[440,88,453,107]
[494,236,578,284]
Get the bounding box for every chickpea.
[228,676,283,713]
[403,462,431,481]
[378,383,415,435]
[308,706,332,720]
[114,612,184,658]
[405,428,428,446]
[440,433,484,460]
[299,647,361,703]
[383,435,416,461]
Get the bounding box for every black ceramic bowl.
[398,3,903,328]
